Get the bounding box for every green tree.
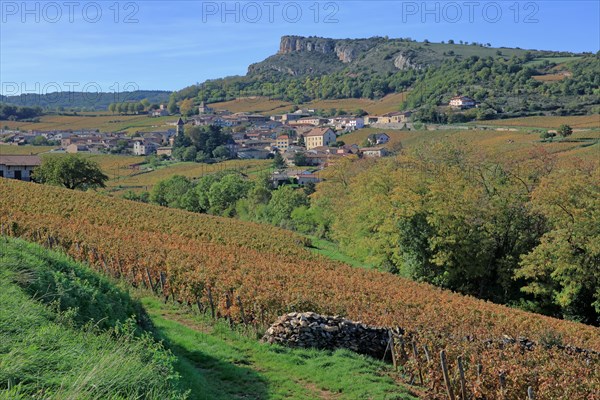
[517,164,600,324]
[293,152,308,166]
[182,146,197,162]
[212,145,230,159]
[149,175,193,208]
[30,135,49,146]
[207,173,252,216]
[273,153,286,170]
[557,124,573,138]
[265,186,309,227]
[33,155,108,190]
[167,98,178,114]
[108,103,116,114]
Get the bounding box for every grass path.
[141,296,417,400]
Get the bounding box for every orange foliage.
[0,179,598,399]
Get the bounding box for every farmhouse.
[360,147,389,158]
[449,96,476,109]
[289,117,328,127]
[0,155,41,181]
[329,116,365,130]
[365,112,411,125]
[66,144,90,153]
[150,105,169,117]
[368,133,390,146]
[305,127,336,150]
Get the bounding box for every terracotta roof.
[305,128,333,137]
[0,155,42,166]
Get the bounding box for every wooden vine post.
[388,331,398,371]
[411,341,424,386]
[440,350,455,400]
[457,356,467,400]
[207,287,215,319]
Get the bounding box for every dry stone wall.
[262,312,401,360]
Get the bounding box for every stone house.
[0,155,41,181]
[305,128,336,150]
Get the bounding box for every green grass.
[525,56,583,67]
[141,296,416,400]
[306,236,374,269]
[0,237,185,399]
[0,237,415,399]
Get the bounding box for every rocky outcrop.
[279,36,336,55]
[278,36,375,64]
[262,312,398,360]
[394,54,420,70]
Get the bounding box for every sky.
[1,1,599,95]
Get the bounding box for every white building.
[133,140,158,156]
[449,96,476,109]
[0,155,41,181]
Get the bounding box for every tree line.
[125,141,599,326]
[0,104,44,121]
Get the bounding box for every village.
[0,96,480,185]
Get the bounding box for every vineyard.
[210,92,408,116]
[0,113,176,134]
[477,115,600,129]
[1,179,598,399]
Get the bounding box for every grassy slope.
[142,296,416,400]
[0,237,416,399]
[0,238,184,400]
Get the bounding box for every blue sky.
[1,1,599,94]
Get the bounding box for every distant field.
[0,145,57,155]
[211,97,293,115]
[532,74,567,82]
[478,115,600,129]
[105,159,271,194]
[525,56,583,67]
[338,127,599,164]
[210,92,409,116]
[0,114,177,134]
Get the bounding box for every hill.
[1,179,598,399]
[172,35,598,118]
[248,35,566,78]
[0,237,415,399]
[0,90,171,111]
[0,237,185,399]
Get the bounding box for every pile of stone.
[262,312,398,360]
